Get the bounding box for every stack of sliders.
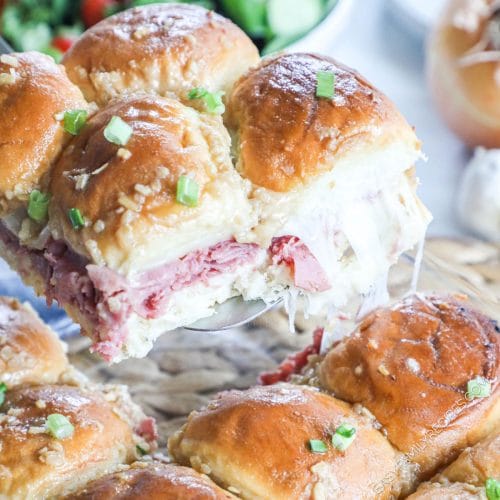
[2,292,496,498]
[0,3,431,362]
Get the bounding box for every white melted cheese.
[249,139,432,319]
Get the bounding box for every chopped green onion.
[63,109,88,136]
[187,87,225,115]
[316,70,335,99]
[176,175,200,207]
[28,190,50,223]
[308,439,328,454]
[45,413,74,439]
[68,208,85,230]
[0,382,7,407]
[332,423,356,451]
[486,478,500,500]
[136,444,147,456]
[466,376,491,400]
[104,116,133,146]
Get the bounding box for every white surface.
[297,0,470,238]
[388,0,447,33]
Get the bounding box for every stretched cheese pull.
[318,294,499,481]
[226,52,431,315]
[62,3,260,106]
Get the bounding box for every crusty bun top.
[318,295,499,475]
[0,52,86,215]
[0,384,138,498]
[69,462,235,500]
[49,94,254,274]
[169,384,407,499]
[226,52,420,192]
[428,0,500,148]
[63,3,259,105]
[0,297,68,387]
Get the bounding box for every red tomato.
[51,36,75,53]
[81,0,117,28]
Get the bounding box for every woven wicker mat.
[67,238,500,448]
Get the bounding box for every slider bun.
[226,52,420,192]
[438,431,499,486]
[49,94,253,275]
[0,52,86,215]
[169,384,409,499]
[0,384,138,498]
[0,297,68,387]
[318,295,500,479]
[428,0,500,147]
[407,481,486,499]
[63,4,259,105]
[69,461,235,499]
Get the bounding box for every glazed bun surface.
[49,94,253,274]
[0,52,86,214]
[226,52,420,192]
[63,4,259,105]
[0,384,138,498]
[0,297,68,387]
[318,295,499,478]
[428,0,500,147]
[69,462,235,499]
[169,384,408,499]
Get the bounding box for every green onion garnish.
[27,190,50,223]
[0,382,7,407]
[486,478,500,500]
[63,109,88,136]
[332,423,356,451]
[176,175,199,207]
[68,208,85,230]
[103,116,133,146]
[466,376,491,400]
[308,439,328,454]
[45,413,74,439]
[187,87,225,115]
[316,70,335,99]
[136,444,147,456]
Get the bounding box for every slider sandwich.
[0,4,431,362]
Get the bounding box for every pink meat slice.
[270,236,330,292]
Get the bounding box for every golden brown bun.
[226,52,420,192]
[439,432,499,487]
[69,461,235,499]
[428,0,500,147]
[169,384,411,499]
[0,297,68,387]
[407,481,486,499]
[62,4,259,105]
[0,52,87,214]
[0,384,139,498]
[318,294,500,479]
[49,93,252,274]
[408,432,499,499]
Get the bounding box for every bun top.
[69,462,235,499]
[0,297,68,387]
[169,384,406,499]
[0,384,138,498]
[49,94,253,274]
[0,52,86,215]
[226,53,419,192]
[318,294,499,476]
[63,3,259,105]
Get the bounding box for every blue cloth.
[0,258,79,337]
